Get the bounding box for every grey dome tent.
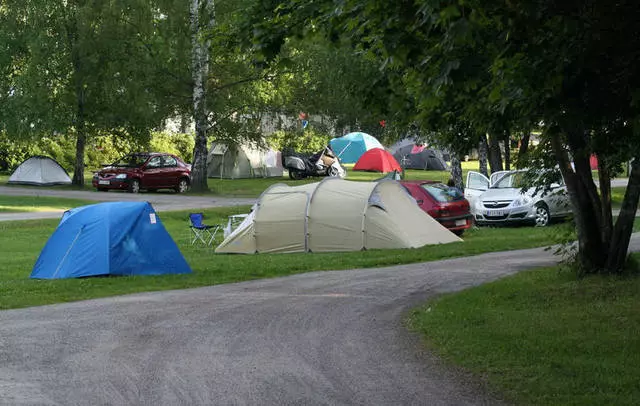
[8,156,72,185]
[207,142,283,179]
[392,145,448,171]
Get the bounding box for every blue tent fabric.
[329,132,384,164]
[31,202,192,279]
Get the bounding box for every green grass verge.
[611,186,626,208]
[0,195,97,213]
[0,204,583,310]
[409,262,640,405]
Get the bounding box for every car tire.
[128,179,141,194]
[175,178,189,193]
[534,203,550,227]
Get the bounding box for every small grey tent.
[207,143,283,179]
[392,145,448,171]
[8,156,72,185]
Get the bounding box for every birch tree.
[188,0,215,192]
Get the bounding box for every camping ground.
[0,169,637,405]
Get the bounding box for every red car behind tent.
[353,148,402,173]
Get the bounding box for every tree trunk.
[69,16,85,187]
[503,129,511,171]
[488,134,503,174]
[517,131,530,163]
[478,134,489,177]
[189,0,215,192]
[450,154,463,191]
[605,157,640,272]
[72,131,86,186]
[550,131,606,274]
[598,161,613,246]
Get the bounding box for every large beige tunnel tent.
[215,178,461,254]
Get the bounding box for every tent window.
[368,190,386,211]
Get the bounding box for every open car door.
[465,171,490,213]
[489,170,510,186]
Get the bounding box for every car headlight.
[115,174,127,179]
[513,195,532,207]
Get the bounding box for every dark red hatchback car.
[400,180,473,235]
[92,152,191,193]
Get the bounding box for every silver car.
[464,170,571,226]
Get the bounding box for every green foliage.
[267,127,331,154]
[149,132,195,163]
[0,131,195,172]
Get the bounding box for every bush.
[268,127,331,154]
[1,131,196,172]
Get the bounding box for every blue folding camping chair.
[188,213,221,246]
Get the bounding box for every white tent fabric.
[216,178,461,254]
[207,142,283,179]
[8,156,71,186]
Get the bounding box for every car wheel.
[175,178,189,193]
[128,179,141,194]
[534,203,550,227]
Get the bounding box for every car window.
[146,156,163,169]
[113,154,149,168]
[163,156,177,167]
[421,183,464,202]
[492,172,526,189]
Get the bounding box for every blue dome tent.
[31,202,192,279]
[329,132,384,164]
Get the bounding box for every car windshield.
[492,172,526,189]
[112,154,149,168]
[421,183,464,202]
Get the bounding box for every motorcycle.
[283,146,347,180]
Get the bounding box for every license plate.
[455,219,467,226]
[485,209,504,216]
[98,180,110,185]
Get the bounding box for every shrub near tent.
[215,178,461,254]
[8,155,72,185]
[31,202,192,279]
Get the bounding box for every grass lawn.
[0,195,97,213]
[0,204,588,310]
[611,186,626,208]
[409,261,640,405]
